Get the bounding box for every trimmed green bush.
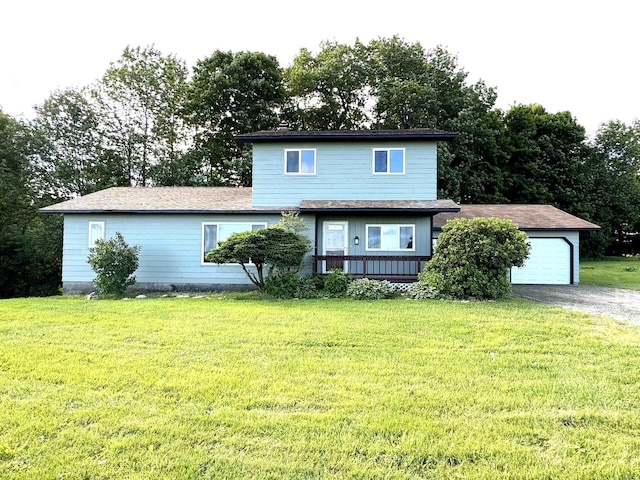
[264,272,301,299]
[296,275,320,299]
[323,269,350,297]
[422,217,530,299]
[206,226,311,291]
[87,232,141,296]
[347,278,393,300]
[406,281,444,300]
[264,273,320,299]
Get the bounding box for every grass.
[580,256,640,290]
[1,296,640,479]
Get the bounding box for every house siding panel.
[62,214,316,291]
[252,142,437,206]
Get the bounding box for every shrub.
[323,269,350,297]
[87,232,141,296]
[406,281,444,300]
[206,225,311,291]
[264,273,321,299]
[347,278,393,300]
[423,217,530,300]
[296,275,320,299]
[264,272,301,299]
[308,273,326,291]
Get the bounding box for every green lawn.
[580,256,640,290]
[1,296,639,479]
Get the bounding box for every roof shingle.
[39,187,295,214]
[300,199,459,213]
[433,205,600,231]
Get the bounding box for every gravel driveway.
[512,285,640,325]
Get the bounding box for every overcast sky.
[1,0,637,136]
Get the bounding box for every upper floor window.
[202,222,267,263]
[366,224,415,251]
[373,148,405,174]
[88,221,104,248]
[285,149,316,175]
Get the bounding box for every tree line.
[1,36,639,297]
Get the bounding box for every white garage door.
[511,238,571,285]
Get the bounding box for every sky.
[1,0,637,137]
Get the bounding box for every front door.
[322,221,348,273]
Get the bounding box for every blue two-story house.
[40,128,598,292]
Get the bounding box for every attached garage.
[510,237,572,284]
[432,205,600,285]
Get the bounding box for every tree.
[31,88,108,198]
[422,218,530,299]
[0,111,35,297]
[184,50,285,186]
[499,104,593,218]
[368,36,434,129]
[87,232,141,295]
[277,211,308,233]
[582,120,640,256]
[283,40,370,130]
[0,111,62,297]
[205,226,310,290]
[95,45,191,186]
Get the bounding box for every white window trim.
[365,224,415,252]
[284,148,316,175]
[372,148,406,175]
[88,221,105,248]
[201,222,268,266]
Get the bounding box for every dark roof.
[433,205,600,231]
[300,199,460,213]
[39,187,461,215]
[38,187,296,214]
[235,128,457,144]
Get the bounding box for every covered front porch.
[311,255,431,282]
[299,198,459,283]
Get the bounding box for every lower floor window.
[88,221,105,248]
[202,222,266,263]
[366,224,415,251]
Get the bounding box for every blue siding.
[62,214,316,289]
[252,141,438,206]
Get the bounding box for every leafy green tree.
[500,104,592,214]
[205,226,310,290]
[277,211,308,233]
[0,111,35,297]
[184,50,285,186]
[582,119,640,256]
[87,232,141,295]
[367,36,434,129]
[95,45,191,186]
[422,218,530,299]
[284,40,370,130]
[31,88,108,198]
[0,111,62,297]
[22,214,63,296]
[594,119,640,175]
